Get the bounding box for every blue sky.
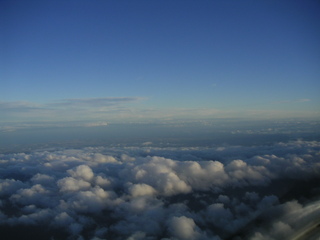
[1,0,320,125]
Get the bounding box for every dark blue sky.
[1,0,320,125]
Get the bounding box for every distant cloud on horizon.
[48,97,145,107]
[0,96,319,130]
[0,97,144,123]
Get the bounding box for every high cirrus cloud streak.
[49,97,144,107]
[0,97,144,123]
[1,96,318,128]
[0,140,320,239]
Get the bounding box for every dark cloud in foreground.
[0,141,320,240]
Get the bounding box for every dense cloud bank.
[0,140,320,240]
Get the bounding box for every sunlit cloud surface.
[0,140,319,239]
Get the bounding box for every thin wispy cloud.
[49,97,144,108]
[1,97,319,131]
[296,98,311,102]
[273,99,312,104]
[0,97,144,123]
[0,101,42,111]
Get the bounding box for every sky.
[1,2,320,239]
[1,0,320,126]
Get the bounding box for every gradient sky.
[1,0,320,125]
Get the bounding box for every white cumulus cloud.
[0,140,319,239]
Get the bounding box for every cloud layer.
[0,97,143,123]
[0,140,320,239]
[1,96,319,131]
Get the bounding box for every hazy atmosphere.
[1,1,320,240]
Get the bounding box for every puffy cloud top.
[0,140,320,239]
[168,216,200,240]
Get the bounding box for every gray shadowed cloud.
[0,140,320,239]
